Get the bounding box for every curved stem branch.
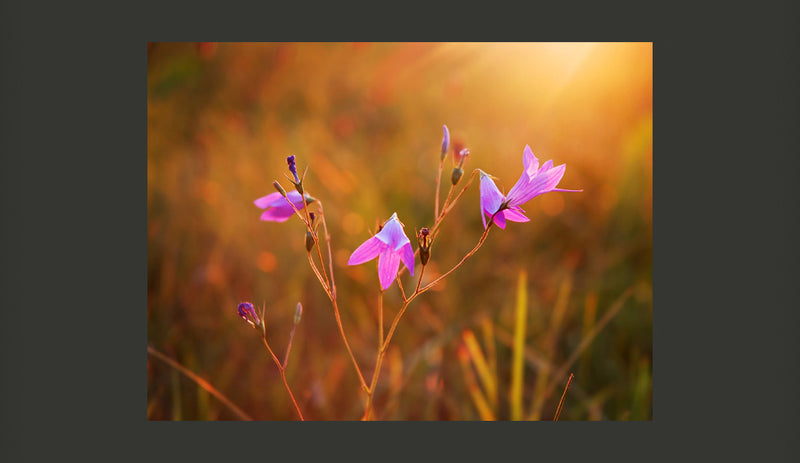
[300,194,330,288]
[414,264,426,295]
[276,186,368,399]
[418,223,492,294]
[318,202,338,300]
[434,159,445,219]
[260,337,305,421]
[396,169,480,280]
[378,291,384,350]
[331,296,369,393]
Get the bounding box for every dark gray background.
[1,0,798,461]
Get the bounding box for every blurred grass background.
[147,42,652,420]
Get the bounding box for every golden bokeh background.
[147,42,652,420]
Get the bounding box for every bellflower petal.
[377,246,401,290]
[523,145,540,177]
[260,207,293,222]
[508,163,569,206]
[348,236,385,265]
[399,242,415,277]
[503,207,530,223]
[254,191,285,209]
[375,212,410,250]
[479,147,581,229]
[493,210,507,229]
[254,190,309,222]
[348,212,414,290]
[506,170,531,201]
[479,171,505,229]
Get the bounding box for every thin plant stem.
[318,202,338,299]
[300,192,331,288]
[330,295,369,393]
[414,264,427,294]
[439,183,456,219]
[279,188,312,229]
[417,222,493,294]
[276,186,329,293]
[281,170,489,420]
[276,182,368,395]
[434,169,479,230]
[553,373,574,421]
[378,291,384,349]
[434,158,445,219]
[316,202,368,391]
[283,323,298,369]
[396,275,408,302]
[147,345,254,421]
[312,213,334,294]
[260,337,305,421]
[363,270,423,420]
[305,251,330,293]
[363,222,493,420]
[396,169,480,280]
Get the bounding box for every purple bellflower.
[254,190,314,223]
[348,212,415,291]
[479,145,582,229]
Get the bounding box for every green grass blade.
[509,270,528,420]
[462,329,497,411]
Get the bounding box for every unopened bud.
[451,167,464,185]
[273,181,287,197]
[417,227,431,266]
[305,230,315,251]
[287,155,300,183]
[293,302,303,325]
[456,148,470,168]
[237,302,262,330]
[440,125,450,161]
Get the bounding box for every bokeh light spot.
[342,212,365,235]
[335,249,351,268]
[257,251,277,273]
[200,180,221,206]
[540,193,564,216]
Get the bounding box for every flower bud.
[305,230,315,251]
[287,155,300,183]
[451,167,464,185]
[237,302,262,329]
[456,148,470,168]
[440,125,450,161]
[417,227,431,265]
[305,212,317,251]
[293,302,303,325]
[285,155,305,194]
[273,181,287,197]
